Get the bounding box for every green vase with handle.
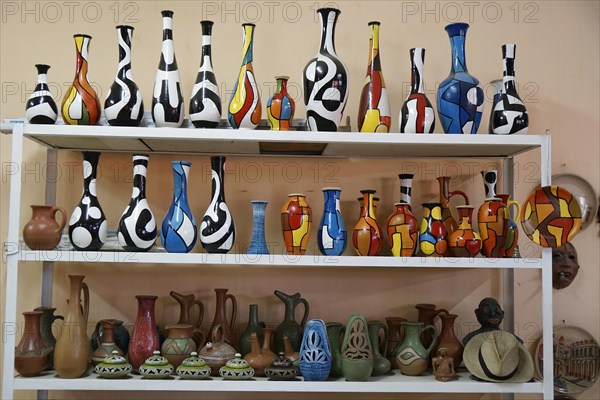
[395,321,437,376]
[273,290,309,353]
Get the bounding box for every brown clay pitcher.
[198,325,237,376]
[244,328,276,376]
[432,312,463,367]
[54,275,90,378]
[415,303,447,350]
[437,176,469,255]
[23,205,66,250]
[208,288,237,347]
[15,311,50,377]
[170,291,205,346]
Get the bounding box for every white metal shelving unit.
[1,121,554,399]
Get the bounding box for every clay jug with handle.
[23,205,66,250]
[415,303,447,350]
[396,321,437,376]
[170,291,205,347]
[54,275,90,378]
[33,306,63,370]
[208,288,237,346]
[273,290,309,353]
[437,176,469,255]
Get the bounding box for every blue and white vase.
[152,10,184,128]
[317,188,346,256]
[437,22,484,134]
[299,319,331,381]
[25,64,58,124]
[68,152,107,251]
[118,154,157,251]
[161,161,197,253]
[247,200,269,255]
[200,156,235,253]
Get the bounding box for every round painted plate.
[552,174,598,232]
[534,325,600,394]
[521,186,582,247]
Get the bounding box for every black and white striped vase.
[189,20,222,128]
[105,25,144,127]
[25,64,58,124]
[200,156,235,253]
[118,154,157,251]
[152,10,184,128]
[69,152,107,251]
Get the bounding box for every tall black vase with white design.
[105,25,144,127]
[152,10,184,128]
[189,20,222,128]
[302,8,349,131]
[491,44,528,134]
[118,154,157,251]
[25,64,58,124]
[399,48,435,133]
[200,156,235,253]
[69,152,107,251]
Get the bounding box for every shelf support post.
[41,148,58,308]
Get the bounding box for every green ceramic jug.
[273,290,309,353]
[395,321,437,376]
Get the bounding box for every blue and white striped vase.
[247,200,269,255]
[161,161,197,253]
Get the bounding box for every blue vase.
[437,22,484,134]
[161,161,197,253]
[247,200,269,255]
[300,319,331,381]
[318,188,347,256]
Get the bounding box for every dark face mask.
[552,242,580,289]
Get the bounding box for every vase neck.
[136,295,157,320]
[323,189,341,212]
[132,154,148,198]
[360,191,376,219]
[160,11,178,71]
[240,24,255,65]
[172,161,190,203]
[211,156,226,202]
[34,64,50,91]
[318,8,339,56]
[162,13,173,40]
[115,26,133,80]
[457,207,474,228]
[23,312,43,334]
[366,22,381,73]
[248,304,259,325]
[100,320,116,344]
[502,44,517,91]
[68,275,84,312]
[446,23,469,74]
[200,20,214,69]
[82,152,100,197]
[73,35,91,83]
[262,327,272,350]
[276,77,288,95]
[398,174,414,207]
[437,176,451,207]
[409,48,426,94]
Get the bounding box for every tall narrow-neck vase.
[303,8,349,131]
[128,295,160,372]
[352,190,382,256]
[152,10,184,128]
[208,288,238,346]
[161,161,197,253]
[247,200,269,255]
[358,21,390,133]
[318,188,347,256]
[105,25,144,126]
[400,48,435,133]
[190,20,222,128]
[26,64,58,124]
[437,23,484,134]
[62,34,101,125]
[228,23,261,129]
[267,76,295,130]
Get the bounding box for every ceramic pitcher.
[170,291,204,347]
[395,321,437,376]
[33,306,63,370]
[23,205,66,250]
[274,290,309,353]
[208,288,237,346]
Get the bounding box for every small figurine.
[461,297,505,346]
[552,242,580,289]
[432,348,455,382]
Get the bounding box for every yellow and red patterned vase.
[267,76,295,131]
[448,206,481,257]
[357,21,391,133]
[419,203,448,257]
[281,194,312,255]
[496,194,521,257]
[386,203,418,257]
[62,34,101,125]
[352,190,382,256]
[478,198,508,257]
[228,23,261,129]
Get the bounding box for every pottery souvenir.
[25,64,58,124]
[265,352,299,380]
[552,243,580,290]
[481,169,499,199]
[139,351,174,379]
[318,188,347,256]
[208,288,237,346]
[176,351,211,380]
[281,194,312,255]
[15,311,50,377]
[239,304,264,357]
[462,298,505,346]
[283,336,300,367]
[432,313,464,368]
[198,325,237,376]
[247,201,269,255]
[400,48,435,133]
[91,319,130,358]
[387,203,418,257]
[274,290,309,353]
[299,319,332,381]
[161,324,197,369]
[341,314,373,381]
[170,291,204,347]
[496,194,521,257]
[448,205,482,257]
[353,190,383,256]
[488,80,503,133]
[437,176,469,244]
[243,330,276,376]
[94,350,132,379]
[419,203,448,257]
[161,161,197,253]
[415,303,448,350]
[128,295,160,372]
[478,198,509,257]
[368,321,391,376]
[91,319,124,366]
[326,322,345,377]
[395,322,437,376]
[267,76,295,130]
[33,306,63,370]
[23,205,66,250]
[432,348,456,382]
[220,353,255,380]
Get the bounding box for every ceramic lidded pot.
[198,325,237,376]
[139,351,174,379]
[176,351,211,380]
[23,205,67,250]
[265,352,299,381]
[219,353,255,380]
[94,350,132,379]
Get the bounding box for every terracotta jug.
[170,291,204,346]
[432,313,463,368]
[385,316,406,369]
[478,198,509,257]
[496,194,521,257]
[437,176,469,255]
[396,321,437,376]
[54,275,90,378]
[239,304,264,357]
[33,306,63,370]
[23,205,66,250]
[162,324,197,369]
[91,319,124,366]
[368,321,391,376]
[243,328,276,376]
[15,311,50,377]
[128,295,160,372]
[326,322,345,377]
[208,288,237,346]
[198,325,237,376]
[274,290,309,353]
[415,303,447,350]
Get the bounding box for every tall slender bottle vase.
[228,23,261,129]
[200,156,235,253]
[358,21,390,133]
[152,10,184,128]
[400,48,435,133]
[190,20,222,128]
[352,190,382,256]
[118,154,157,251]
[128,295,160,372]
[61,34,101,125]
[267,76,295,130]
[26,64,58,124]
[318,188,347,256]
[247,200,269,255]
[161,161,197,253]
[105,25,144,126]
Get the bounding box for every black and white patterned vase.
[118,154,157,251]
[25,64,58,124]
[152,10,184,128]
[104,25,144,127]
[69,151,107,251]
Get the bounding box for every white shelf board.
[13,371,543,393]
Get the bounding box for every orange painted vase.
[418,203,447,257]
[478,198,508,257]
[386,203,418,257]
[352,190,382,256]
[281,194,312,255]
[448,205,482,257]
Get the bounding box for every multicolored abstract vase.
[496,194,521,257]
[491,44,529,134]
[105,25,144,126]
[387,203,418,257]
[228,23,261,129]
[267,76,295,130]
[189,20,222,128]
[481,169,499,199]
[341,314,373,381]
[303,8,349,131]
[299,319,331,381]
[318,188,347,256]
[396,321,437,376]
[352,190,382,256]
[26,64,58,124]
[152,10,184,128]
[478,198,508,258]
[488,79,503,133]
[437,23,484,134]
[437,176,469,250]
[200,156,235,253]
[448,205,481,257]
[400,48,435,133]
[357,21,390,133]
[128,295,161,372]
[419,203,448,257]
[247,200,269,255]
[62,34,101,125]
[161,161,197,253]
[281,194,312,255]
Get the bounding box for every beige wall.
[1,1,599,399]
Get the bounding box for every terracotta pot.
[198,325,237,376]
[15,311,50,377]
[208,288,237,347]
[243,328,276,376]
[283,336,299,366]
[415,303,448,350]
[432,313,463,367]
[128,295,160,372]
[170,291,204,347]
[161,324,197,370]
[23,205,66,250]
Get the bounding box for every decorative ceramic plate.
[552,174,598,232]
[534,325,600,394]
[521,186,582,247]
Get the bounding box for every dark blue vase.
[247,200,269,255]
[299,319,331,381]
[161,161,197,253]
[437,22,484,134]
[317,188,347,256]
